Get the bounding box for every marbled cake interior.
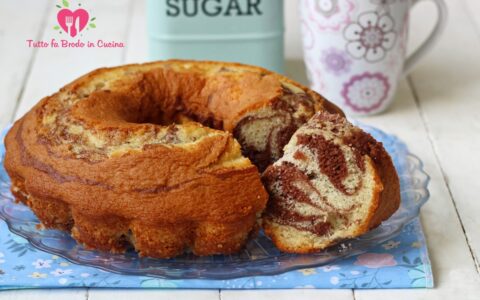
[262,112,400,253]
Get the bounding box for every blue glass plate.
[0,125,429,279]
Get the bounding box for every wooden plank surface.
[0,0,50,128]
[89,290,219,300]
[354,82,480,300]
[221,289,354,300]
[123,0,147,64]
[410,0,480,272]
[0,289,86,300]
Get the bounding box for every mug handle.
[403,0,448,75]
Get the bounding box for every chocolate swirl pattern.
[4,60,341,258]
[262,112,400,253]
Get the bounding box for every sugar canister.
[147,0,285,73]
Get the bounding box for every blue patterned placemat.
[0,218,432,289]
[0,122,433,289]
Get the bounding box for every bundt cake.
[3,60,342,258]
[262,112,400,253]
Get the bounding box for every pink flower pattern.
[303,0,356,32]
[354,253,397,268]
[342,72,390,113]
[344,12,397,62]
[321,47,353,76]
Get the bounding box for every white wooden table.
[0,0,479,299]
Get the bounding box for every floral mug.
[300,0,447,116]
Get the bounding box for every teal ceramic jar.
[147,0,285,73]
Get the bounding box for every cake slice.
[261,112,400,253]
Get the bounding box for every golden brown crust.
[341,127,400,230]
[3,60,347,258]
